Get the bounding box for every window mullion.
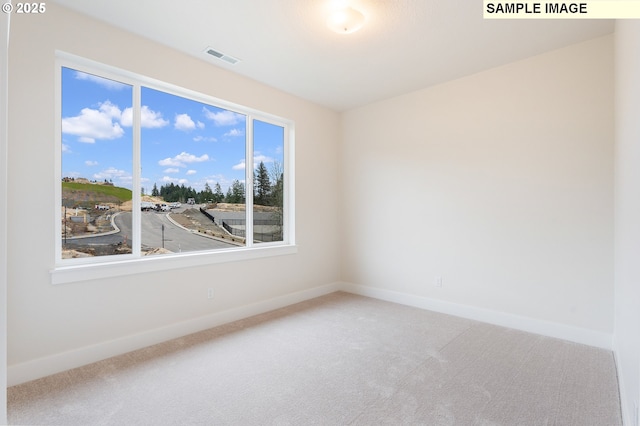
[132,84,142,257]
[245,117,254,247]
[284,125,293,244]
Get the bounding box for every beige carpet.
[7,292,622,425]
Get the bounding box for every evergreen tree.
[201,182,214,203]
[254,161,271,206]
[151,183,159,197]
[155,181,238,204]
[214,183,224,203]
[179,184,192,203]
[226,180,245,204]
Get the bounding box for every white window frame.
[52,52,296,285]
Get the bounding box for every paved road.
[64,210,236,253]
[139,211,235,252]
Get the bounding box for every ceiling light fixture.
[327,6,366,34]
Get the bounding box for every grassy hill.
[62,181,132,206]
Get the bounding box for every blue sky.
[61,67,283,194]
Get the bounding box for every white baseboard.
[339,282,613,350]
[7,282,342,387]
[613,350,630,426]
[613,338,638,426]
[8,281,613,387]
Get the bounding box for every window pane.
[140,87,246,255]
[253,120,285,244]
[61,67,133,258]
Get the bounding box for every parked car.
[141,201,156,211]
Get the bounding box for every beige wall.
[340,36,614,334]
[614,20,640,426]
[7,4,341,376]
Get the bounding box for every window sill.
[50,244,298,285]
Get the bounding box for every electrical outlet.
[435,276,443,288]
[207,288,214,299]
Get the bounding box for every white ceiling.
[50,0,614,111]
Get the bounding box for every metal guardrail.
[199,207,216,223]
[222,219,282,242]
[200,207,282,242]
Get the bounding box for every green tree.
[254,161,271,206]
[182,184,197,203]
[214,183,224,203]
[269,161,284,241]
[226,180,245,204]
[201,182,214,203]
[270,161,284,210]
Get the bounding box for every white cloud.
[62,144,71,153]
[121,106,169,128]
[92,167,131,184]
[141,106,169,128]
[99,101,122,119]
[163,168,180,174]
[161,176,189,185]
[202,107,245,126]
[191,174,234,193]
[254,154,274,165]
[174,113,196,131]
[62,106,125,143]
[186,170,197,175]
[75,71,129,91]
[120,108,132,126]
[206,174,228,184]
[224,128,244,138]
[193,136,217,142]
[85,160,98,166]
[158,152,209,168]
[197,121,205,129]
[232,154,274,171]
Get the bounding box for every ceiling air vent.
[204,47,241,65]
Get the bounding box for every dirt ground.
[61,202,270,257]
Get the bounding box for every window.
[55,53,294,280]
